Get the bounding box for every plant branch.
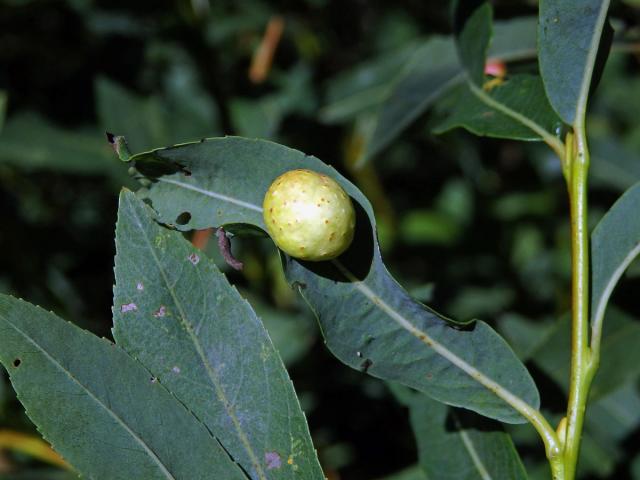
[557,3,610,477]
[561,126,597,480]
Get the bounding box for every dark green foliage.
[1,1,639,478]
[0,295,247,480]
[113,191,323,480]
[123,137,539,423]
[539,0,612,123]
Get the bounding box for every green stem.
[561,126,597,479]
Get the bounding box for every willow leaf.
[121,136,539,424]
[0,295,246,480]
[402,391,527,480]
[113,190,324,480]
[454,2,563,154]
[538,0,612,125]
[591,182,640,336]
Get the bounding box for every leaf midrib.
[453,413,492,480]
[158,177,263,212]
[0,311,176,480]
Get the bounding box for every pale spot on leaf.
[121,303,137,313]
[265,451,281,470]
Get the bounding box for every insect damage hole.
[176,212,192,225]
[13,358,21,367]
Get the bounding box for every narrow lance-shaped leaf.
[434,74,562,141]
[319,41,420,124]
[364,16,544,162]
[363,37,460,162]
[450,2,563,151]
[538,0,612,125]
[123,137,540,424]
[0,112,123,178]
[0,295,247,480]
[393,385,527,480]
[591,182,640,329]
[113,190,324,480]
[455,1,492,85]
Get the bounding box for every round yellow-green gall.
[263,169,356,261]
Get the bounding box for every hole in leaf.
[176,212,191,225]
[13,358,21,367]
